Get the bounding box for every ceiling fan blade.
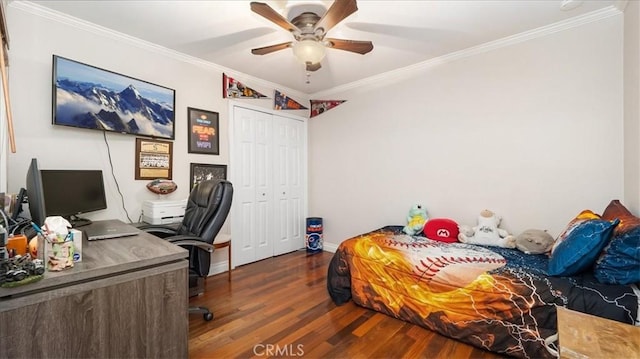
[306,62,322,72]
[315,0,358,35]
[250,2,300,33]
[326,38,373,54]
[251,42,293,55]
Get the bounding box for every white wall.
[4,3,290,211]
[4,3,302,273]
[624,0,640,215]
[309,14,625,246]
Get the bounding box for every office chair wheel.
[204,312,214,321]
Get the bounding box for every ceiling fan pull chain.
[306,72,311,84]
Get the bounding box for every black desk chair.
[140,179,233,321]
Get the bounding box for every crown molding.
[10,1,309,100]
[311,5,622,98]
[11,1,621,100]
[614,0,629,12]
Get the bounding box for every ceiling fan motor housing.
[250,0,373,72]
[291,12,324,39]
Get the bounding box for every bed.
[327,225,639,359]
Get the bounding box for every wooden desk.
[556,306,640,359]
[0,225,189,358]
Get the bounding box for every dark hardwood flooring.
[188,250,507,359]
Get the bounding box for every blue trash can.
[305,217,323,255]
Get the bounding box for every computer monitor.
[10,187,26,222]
[40,169,107,227]
[25,158,47,226]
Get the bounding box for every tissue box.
[44,229,82,271]
[70,229,82,262]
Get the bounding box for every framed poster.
[135,138,173,180]
[53,55,175,140]
[189,163,226,190]
[188,107,219,155]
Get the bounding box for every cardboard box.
[44,229,82,271]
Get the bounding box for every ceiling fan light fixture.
[559,0,583,11]
[292,39,326,65]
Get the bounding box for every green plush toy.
[515,229,554,254]
[402,204,429,235]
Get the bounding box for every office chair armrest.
[138,224,179,238]
[166,235,215,253]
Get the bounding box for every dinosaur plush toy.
[403,204,429,235]
[458,209,516,248]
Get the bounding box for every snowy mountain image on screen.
[53,58,174,139]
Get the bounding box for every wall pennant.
[310,100,346,118]
[223,73,267,99]
[274,90,308,110]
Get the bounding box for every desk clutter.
[1,226,45,287]
[0,216,82,287]
[0,253,45,287]
[31,216,82,272]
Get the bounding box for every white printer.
[141,199,187,225]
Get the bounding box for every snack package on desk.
[40,216,83,271]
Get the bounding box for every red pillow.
[602,200,640,236]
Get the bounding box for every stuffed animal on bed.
[403,204,429,235]
[515,229,554,254]
[458,209,516,248]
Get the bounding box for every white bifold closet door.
[231,105,306,267]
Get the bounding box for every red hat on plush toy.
[424,218,459,243]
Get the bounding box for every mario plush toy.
[424,218,460,243]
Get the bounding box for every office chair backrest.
[179,179,233,277]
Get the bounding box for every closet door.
[233,106,273,266]
[273,115,304,255]
[231,104,306,267]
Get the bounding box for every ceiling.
[25,0,620,95]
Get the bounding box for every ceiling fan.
[250,0,373,72]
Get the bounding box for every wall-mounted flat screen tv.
[52,55,175,140]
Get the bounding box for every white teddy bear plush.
[458,209,516,248]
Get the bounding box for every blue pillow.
[548,219,619,277]
[594,227,640,285]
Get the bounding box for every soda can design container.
[305,217,323,254]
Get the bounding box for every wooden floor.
[188,250,507,359]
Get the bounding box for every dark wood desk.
[0,225,189,358]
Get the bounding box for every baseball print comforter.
[327,226,639,359]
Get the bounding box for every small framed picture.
[188,107,219,155]
[189,163,227,190]
[135,138,173,180]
